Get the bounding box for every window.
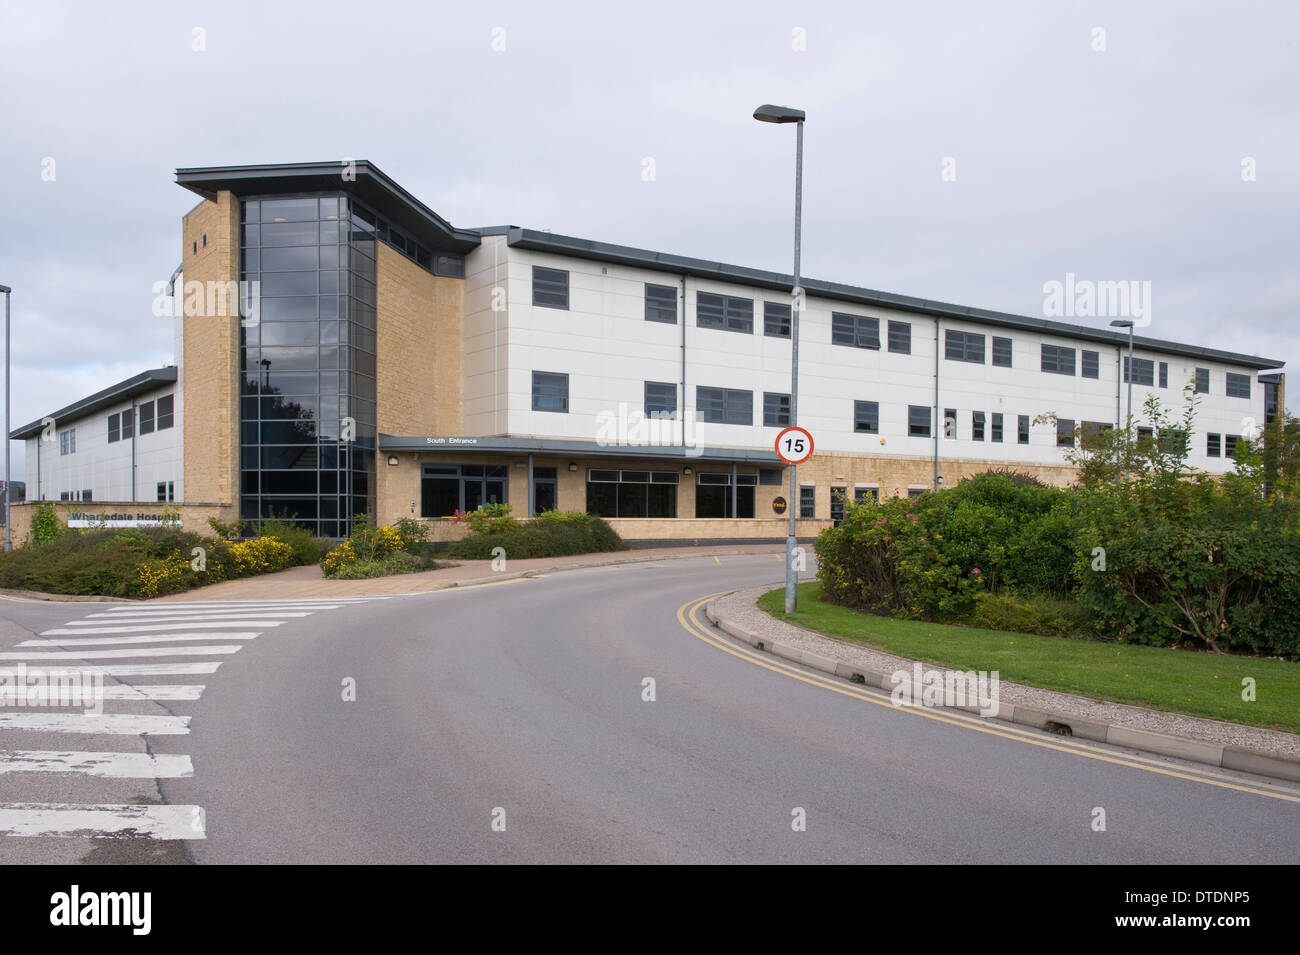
[992,336,1012,367]
[644,381,677,419]
[1207,433,1221,457]
[1057,418,1076,447]
[1137,426,1154,444]
[944,329,985,364]
[1082,350,1100,379]
[908,488,927,499]
[156,394,174,430]
[799,486,815,518]
[1194,368,1210,394]
[944,408,957,439]
[59,429,76,455]
[1123,356,1154,386]
[763,392,791,428]
[156,481,174,502]
[695,472,756,518]
[1018,415,1030,445]
[1081,421,1112,448]
[645,284,677,324]
[908,405,931,438]
[1158,362,1168,388]
[888,320,911,354]
[1158,428,1188,455]
[1226,372,1251,399]
[586,469,678,519]
[830,487,848,524]
[759,468,782,486]
[107,413,120,444]
[972,411,985,442]
[139,400,155,435]
[81,490,92,502]
[532,266,569,309]
[991,413,1004,443]
[696,386,752,425]
[831,312,880,349]
[763,301,791,338]
[421,463,508,517]
[854,400,879,434]
[854,487,878,503]
[1041,344,1076,376]
[531,371,569,412]
[697,292,753,333]
[121,408,133,439]
[1224,435,1240,457]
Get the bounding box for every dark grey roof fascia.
[1259,372,1284,383]
[175,161,482,253]
[468,225,516,236]
[378,434,782,464]
[506,227,1285,370]
[10,367,178,439]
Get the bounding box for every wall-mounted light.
[683,466,692,475]
[387,456,399,466]
[410,499,416,514]
[568,462,578,471]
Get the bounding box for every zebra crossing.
[0,597,380,846]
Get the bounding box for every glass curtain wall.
[239,194,377,537]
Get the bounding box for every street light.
[1110,319,1135,436]
[1,284,10,553]
[754,103,805,614]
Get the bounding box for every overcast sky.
[1,0,1296,479]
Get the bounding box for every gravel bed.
[715,583,1300,760]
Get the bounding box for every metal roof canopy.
[175,161,482,254]
[10,367,177,439]
[378,434,783,465]
[503,227,1285,371]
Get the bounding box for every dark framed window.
[908,488,927,499]
[944,408,957,439]
[82,490,92,502]
[764,301,791,338]
[1082,350,1099,379]
[1207,433,1221,457]
[992,336,1012,367]
[945,329,985,364]
[1194,367,1210,394]
[972,411,985,442]
[854,400,879,434]
[1158,362,1168,388]
[695,472,755,518]
[1081,421,1111,448]
[156,481,174,502]
[696,386,752,425]
[1137,426,1154,444]
[1041,344,1076,376]
[1057,418,1076,447]
[531,371,569,412]
[887,320,911,354]
[763,392,790,428]
[644,381,677,419]
[799,486,815,518]
[759,468,782,486]
[1224,434,1240,457]
[697,292,753,333]
[1226,372,1251,398]
[830,486,848,524]
[421,463,508,518]
[1018,414,1030,445]
[832,312,880,349]
[908,405,931,437]
[121,408,133,439]
[1158,428,1188,455]
[645,283,677,324]
[1123,356,1155,386]
[991,412,1003,443]
[854,487,879,503]
[156,394,175,431]
[107,413,120,444]
[586,468,678,519]
[532,266,569,309]
[139,401,155,435]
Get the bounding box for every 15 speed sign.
[775,426,814,465]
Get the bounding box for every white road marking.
[36,663,223,676]
[136,598,379,608]
[0,803,205,839]
[0,645,242,661]
[0,685,205,703]
[42,621,284,634]
[0,750,194,778]
[19,632,259,647]
[0,712,190,735]
[71,612,312,623]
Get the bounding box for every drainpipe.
[933,316,940,491]
[35,438,40,501]
[731,461,737,521]
[680,274,687,458]
[130,398,137,503]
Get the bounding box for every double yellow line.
[676,592,1300,806]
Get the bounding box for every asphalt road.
[1,553,1298,864]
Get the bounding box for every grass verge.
[759,582,1300,734]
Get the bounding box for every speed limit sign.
[775,426,814,465]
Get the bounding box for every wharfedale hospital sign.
[66,512,182,528]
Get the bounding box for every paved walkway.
[150,543,786,602]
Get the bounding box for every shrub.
[28,503,66,544]
[207,516,247,540]
[259,516,331,565]
[442,512,626,560]
[452,502,517,534]
[227,537,295,576]
[972,591,1090,638]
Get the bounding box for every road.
[0,552,1297,864]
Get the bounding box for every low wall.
[5,501,237,547]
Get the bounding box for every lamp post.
[1110,319,1135,435]
[1,284,10,553]
[754,104,805,614]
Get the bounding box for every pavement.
[0,552,1296,863]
